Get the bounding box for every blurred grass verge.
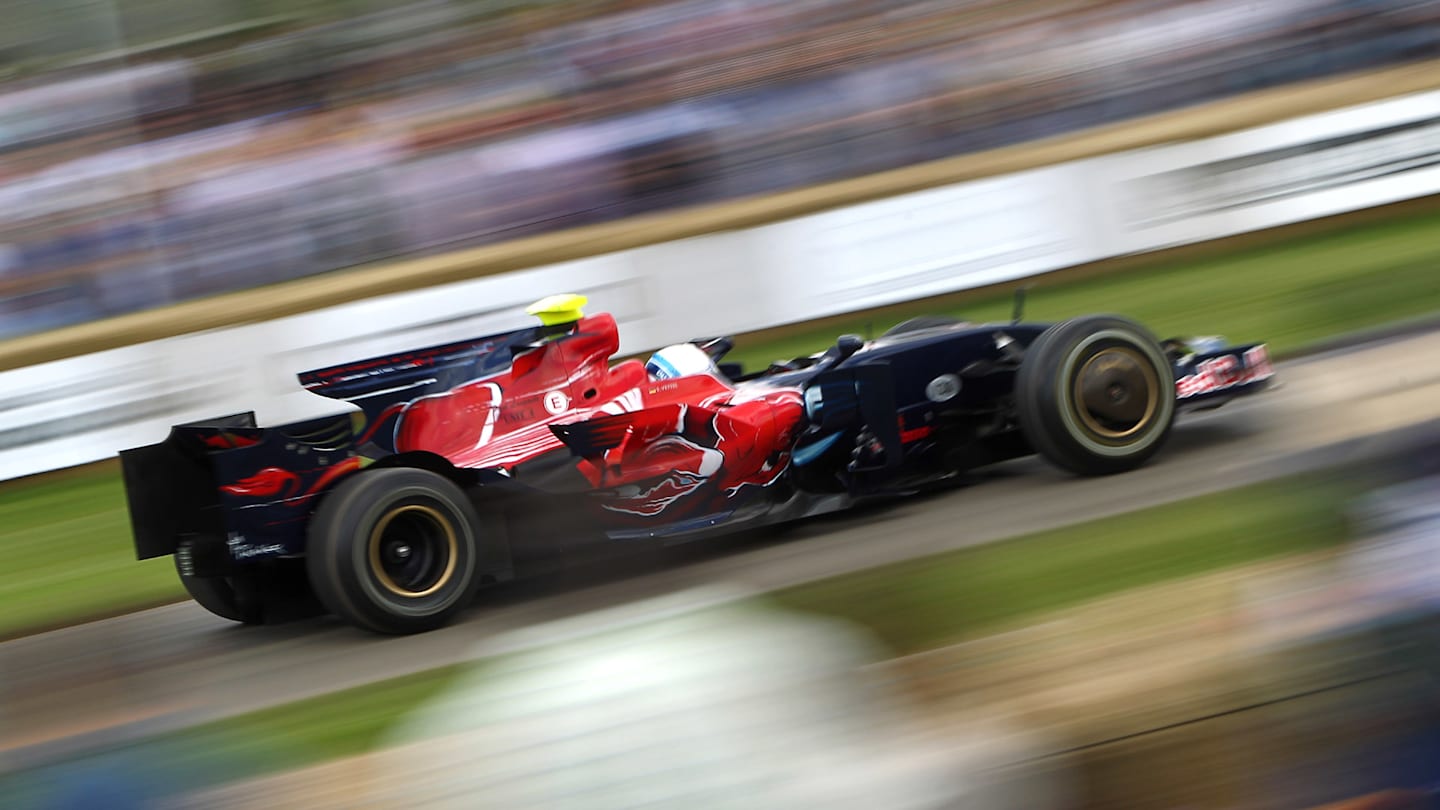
[770,472,1351,654]
[0,462,180,639]
[8,471,1349,788]
[0,663,468,807]
[3,200,1438,638]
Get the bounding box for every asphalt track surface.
[5,326,1440,766]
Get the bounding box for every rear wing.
[119,412,259,560]
[297,326,544,450]
[119,411,366,562]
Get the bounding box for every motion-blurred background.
[6,2,1440,809]
[2,0,1437,339]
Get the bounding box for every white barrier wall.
[4,88,1440,480]
[1093,89,1440,255]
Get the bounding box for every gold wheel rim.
[367,504,458,598]
[1071,346,1160,441]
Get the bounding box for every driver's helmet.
[646,343,717,380]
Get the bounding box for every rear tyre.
[306,467,480,634]
[882,315,964,337]
[1015,315,1175,476]
[175,555,264,624]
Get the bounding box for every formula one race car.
[121,294,1274,634]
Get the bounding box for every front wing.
[1173,343,1275,411]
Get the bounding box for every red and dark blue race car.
[121,294,1274,634]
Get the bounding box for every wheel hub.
[367,505,458,598]
[1073,347,1160,440]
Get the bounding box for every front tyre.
[1015,315,1175,476]
[306,468,480,634]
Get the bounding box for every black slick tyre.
[306,467,480,634]
[1015,315,1175,476]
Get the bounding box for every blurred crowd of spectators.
[0,0,1437,339]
